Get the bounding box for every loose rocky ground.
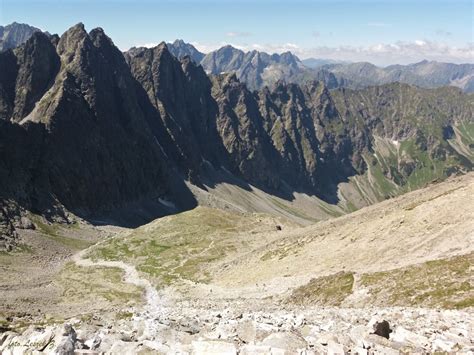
[0,174,473,353]
[2,303,473,354]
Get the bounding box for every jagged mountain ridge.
[159,39,474,93]
[0,25,197,230]
[3,24,472,93]
[199,45,474,93]
[301,58,349,68]
[0,22,43,52]
[166,39,205,64]
[199,45,310,91]
[0,23,473,249]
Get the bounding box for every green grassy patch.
[30,215,94,250]
[368,135,467,201]
[115,310,134,320]
[56,262,143,306]
[86,207,274,287]
[360,253,474,309]
[288,272,354,306]
[455,122,474,146]
[368,160,399,199]
[0,243,34,256]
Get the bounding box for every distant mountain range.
[325,60,474,93]
[301,58,349,68]
[3,23,474,92]
[165,38,474,93]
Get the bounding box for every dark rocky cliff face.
[0,32,60,123]
[0,24,197,234]
[1,24,473,248]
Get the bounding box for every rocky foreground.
[1,302,473,354]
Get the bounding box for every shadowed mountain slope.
[0,24,473,249]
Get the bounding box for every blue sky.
[1,0,473,65]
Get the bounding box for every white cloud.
[226,31,252,37]
[191,41,247,53]
[294,40,474,66]
[138,42,160,48]
[184,39,474,66]
[251,43,265,50]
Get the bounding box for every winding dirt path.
[71,248,166,337]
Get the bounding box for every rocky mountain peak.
[0,22,42,51]
[166,39,205,64]
[172,39,186,46]
[88,27,113,47]
[153,41,174,60]
[155,41,168,50]
[10,31,60,122]
[56,23,90,62]
[279,51,300,66]
[216,72,241,89]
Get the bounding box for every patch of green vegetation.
[87,207,266,287]
[115,310,134,320]
[31,216,60,235]
[398,139,444,190]
[360,253,474,309]
[0,243,34,256]
[288,271,354,306]
[15,243,34,253]
[1,315,65,332]
[317,200,344,218]
[449,123,474,161]
[368,158,398,199]
[343,199,358,213]
[260,246,295,261]
[368,134,466,200]
[0,317,10,329]
[80,313,94,323]
[454,122,474,146]
[30,215,93,250]
[56,262,143,306]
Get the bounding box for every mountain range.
[0,23,473,249]
[4,22,474,93]
[165,37,474,93]
[326,60,474,93]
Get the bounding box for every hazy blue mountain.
[325,60,474,92]
[200,45,308,91]
[301,58,348,68]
